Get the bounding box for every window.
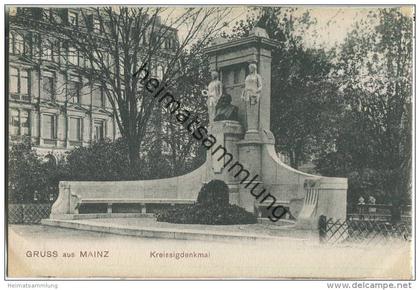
[9,109,20,135]
[31,8,43,20]
[94,120,104,142]
[42,114,56,140]
[20,110,29,136]
[118,59,124,75]
[9,109,30,137]
[150,33,158,47]
[68,47,78,66]
[42,72,55,100]
[10,32,27,55]
[9,33,16,54]
[20,70,29,96]
[32,33,41,58]
[53,41,60,63]
[43,41,53,61]
[165,39,175,49]
[44,40,60,63]
[85,57,92,69]
[15,33,24,54]
[92,51,100,70]
[9,67,18,94]
[94,18,101,32]
[93,86,105,107]
[68,11,78,26]
[104,53,110,69]
[156,65,164,80]
[69,117,82,141]
[9,67,30,99]
[45,8,54,21]
[69,80,81,104]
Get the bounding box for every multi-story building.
[8,7,178,159]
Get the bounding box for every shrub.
[156,203,257,225]
[156,180,257,225]
[197,179,229,207]
[8,139,63,204]
[65,138,143,181]
[64,138,175,181]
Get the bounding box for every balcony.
[9,93,31,102]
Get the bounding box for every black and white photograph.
[3,1,416,286]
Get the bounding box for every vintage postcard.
[5,3,415,282]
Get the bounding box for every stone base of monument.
[45,120,347,232]
[41,217,316,243]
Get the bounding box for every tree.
[225,7,341,168]
[317,8,413,219]
[133,43,210,177]
[160,47,210,175]
[11,7,230,172]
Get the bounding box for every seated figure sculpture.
[214,93,239,122]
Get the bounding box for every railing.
[347,204,412,223]
[8,204,52,224]
[319,215,411,245]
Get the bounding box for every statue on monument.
[214,93,239,122]
[202,70,223,122]
[241,62,262,132]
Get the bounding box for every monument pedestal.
[236,132,262,213]
[207,120,244,206]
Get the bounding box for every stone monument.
[49,27,348,230]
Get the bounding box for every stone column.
[258,48,273,132]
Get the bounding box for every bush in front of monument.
[156,180,257,225]
[196,180,230,207]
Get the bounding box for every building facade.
[8,7,178,158]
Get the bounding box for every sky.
[169,6,413,50]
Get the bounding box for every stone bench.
[75,198,196,214]
[49,178,205,219]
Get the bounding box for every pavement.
[8,223,413,279]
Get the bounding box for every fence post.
[319,215,327,243]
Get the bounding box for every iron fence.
[319,215,412,245]
[8,204,51,224]
[347,204,411,222]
